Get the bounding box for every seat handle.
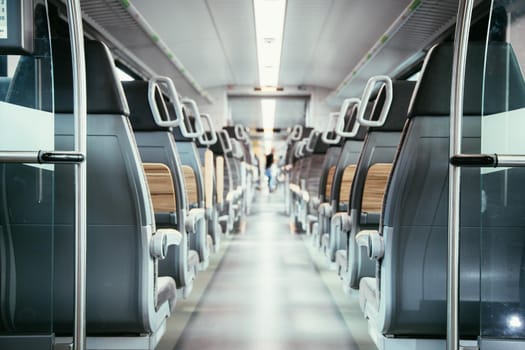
[336,98,361,138]
[148,76,182,128]
[357,75,393,127]
[0,150,84,164]
[198,114,218,145]
[322,112,342,145]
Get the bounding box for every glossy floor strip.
[158,188,376,350]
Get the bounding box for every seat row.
[283,41,525,349]
[0,38,256,349]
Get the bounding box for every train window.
[116,66,134,81]
[407,70,421,81]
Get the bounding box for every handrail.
[66,0,87,349]
[321,112,342,144]
[148,76,183,127]
[357,75,393,127]
[447,1,475,349]
[336,97,361,138]
[198,114,218,145]
[180,98,205,138]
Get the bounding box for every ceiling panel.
[206,0,259,86]
[278,0,334,87]
[132,0,233,88]
[230,97,307,129]
[279,0,412,89]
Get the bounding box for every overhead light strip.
[253,0,287,87]
[254,0,286,151]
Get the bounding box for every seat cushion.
[157,276,177,313]
[359,277,379,320]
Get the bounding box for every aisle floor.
[158,188,376,350]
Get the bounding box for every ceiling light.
[253,0,286,87]
[261,98,276,153]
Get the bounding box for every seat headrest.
[209,132,224,155]
[223,126,236,138]
[368,80,415,132]
[171,105,195,141]
[52,39,129,115]
[343,104,367,141]
[302,127,314,138]
[409,42,525,117]
[195,131,215,148]
[123,80,170,132]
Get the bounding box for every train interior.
[1,0,525,349]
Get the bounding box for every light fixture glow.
[508,315,523,329]
[253,0,286,87]
[261,98,276,153]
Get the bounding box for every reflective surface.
[159,190,373,350]
[477,0,525,340]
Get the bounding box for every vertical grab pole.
[448,1,474,350]
[66,0,87,349]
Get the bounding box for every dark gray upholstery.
[318,105,367,255]
[343,81,415,287]
[0,39,174,336]
[329,104,368,211]
[123,80,198,289]
[194,130,221,248]
[377,42,525,338]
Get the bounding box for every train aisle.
[158,187,376,350]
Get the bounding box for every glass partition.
[466,0,525,346]
[0,1,58,348]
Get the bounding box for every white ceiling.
[81,0,462,128]
[132,0,259,88]
[279,0,412,88]
[132,0,412,91]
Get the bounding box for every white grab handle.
[336,97,361,138]
[180,98,205,138]
[357,75,393,128]
[321,112,342,145]
[198,113,218,145]
[218,130,233,154]
[148,76,183,128]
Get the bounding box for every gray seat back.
[51,40,167,334]
[123,80,195,288]
[346,81,415,289]
[329,104,368,212]
[172,110,205,208]
[379,42,525,337]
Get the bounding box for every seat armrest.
[155,212,177,227]
[302,190,310,202]
[318,203,333,217]
[150,228,183,259]
[332,212,351,232]
[356,230,384,260]
[289,184,301,195]
[186,208,206,234]
[310,196,321,209]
